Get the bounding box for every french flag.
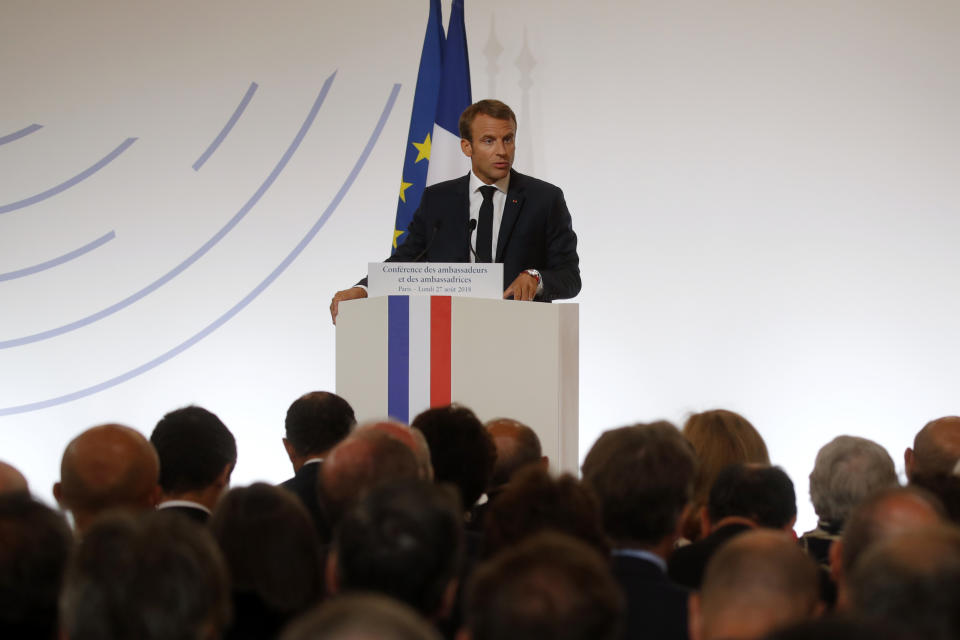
[387,296,452,423]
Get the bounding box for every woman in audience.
[681,409,769,541]
[211,483,324,640]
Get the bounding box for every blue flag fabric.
[392,0,444,253]
[425,0,473,186]
[434,0,472,137]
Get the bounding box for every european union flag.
[392,0,444,254]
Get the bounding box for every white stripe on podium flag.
[407,296,431,422]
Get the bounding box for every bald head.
[357,421,433,481]
[691,530,821,640]
[849,525,960,640]
[54,424,159,532]
[485,418,544,489]
[320,430,420,526]
[906,416,960,481]
[837,487,944,579]
[0,460,28,495]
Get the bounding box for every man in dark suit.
[668,464,798,590]
[330,100,580,322]
[581,422,698,640]
[150,405,237,524]
[279,391,356,540]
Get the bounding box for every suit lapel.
[454,175,471,260]
[496,171,525,262]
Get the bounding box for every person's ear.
[674,503,694,541]
[283,438,297,464]
[215,463,232,490]
[688,592,703,640]
[785,514,798,538]
[53,481,64,506]
[699,504,711,535]
[437,578,460,620]
[539,456,549,472]
[148,484,162,508]
[325,550,340,595]
[460,138,473,158]
[829,539,844,583]
[904,447,915,481]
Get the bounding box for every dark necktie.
[476,185,496,263]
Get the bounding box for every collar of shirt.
[468,171,510,262]
[611,548,668,572]
[157,500,212,515]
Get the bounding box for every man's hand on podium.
[330,286,367,324]
[503,271,539,302]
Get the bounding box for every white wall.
[3,0,959,531]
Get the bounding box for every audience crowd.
[2,396,959,640]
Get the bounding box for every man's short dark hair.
[150,405,237,493]
[707,463,796,528]
[285,391,356,457]
[849,524,960,640]
[582,422,696,546]
[483,467,607,558]
[280,594,441,640]
[60,511,230,640]
[0,493,72,639]
[458,99,517,141]
[465,532,624,640]
[412,404,496,509]
[210,483,323,617]
[333,480,463,617]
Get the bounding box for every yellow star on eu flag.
[393,229,405,249]
[412,133,431,163]
[399,180,413,203]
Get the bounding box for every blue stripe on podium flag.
[388,296,410,422]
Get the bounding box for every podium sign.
[367,262,503,299]
[336,296,580,475]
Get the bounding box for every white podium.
[336,296,580,474]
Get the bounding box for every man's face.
[461,113,516,184]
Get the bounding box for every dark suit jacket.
[365,170,580,301]
[612,554,690,640]
[667,522,753,590]
[280,462,331,542]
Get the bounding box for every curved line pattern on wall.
[0,138,137,215]
[0,231,117,282]
[192,82,259,171]
[0,83,401,416]
[0,124,43,147]
[0,72,336,350]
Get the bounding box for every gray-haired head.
[809,436,899,527]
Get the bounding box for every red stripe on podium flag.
[430,296,452,406]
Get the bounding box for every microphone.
[466,218,479,262]
[411,221,441,262]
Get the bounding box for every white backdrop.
[3,0,959,531]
